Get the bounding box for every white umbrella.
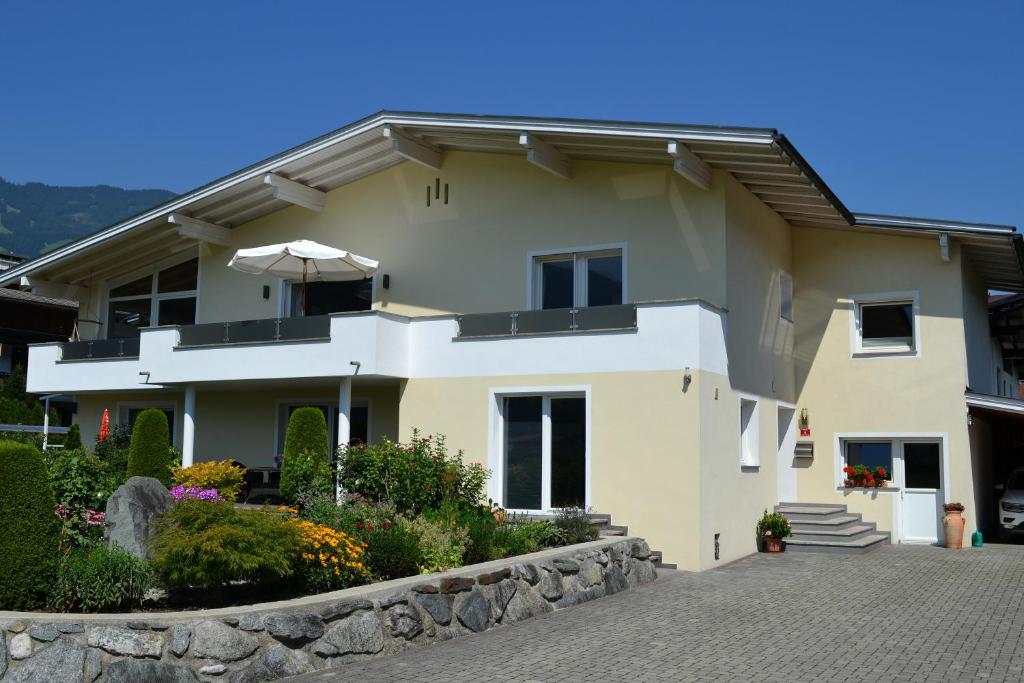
[228,239,379,313]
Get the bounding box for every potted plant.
[943,502,966,549]
[842,465,888,488]
[757,509,792,553]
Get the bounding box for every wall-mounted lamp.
[682,367,692,392]
[382,274,390,290]
[262,285,270,300]
[138,370,151,384]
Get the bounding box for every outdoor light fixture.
[383,274,390,290]
[682,367,691,391]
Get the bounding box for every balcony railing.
[177,315,332,347]
[456,304,637,338]
[61,337,140,360]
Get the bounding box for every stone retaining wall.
[0,537,657,682]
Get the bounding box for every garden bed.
[0,537,658,681]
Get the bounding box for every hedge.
[0,440,60,609]
[126,409,172,485]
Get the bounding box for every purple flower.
[170,484,220,501]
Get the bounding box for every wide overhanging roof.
[3,110,1022,290]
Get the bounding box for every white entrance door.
[776,406,798,502]
[897,442,944,543]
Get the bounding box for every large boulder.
[10,639,87,683]
[105,476,174,558]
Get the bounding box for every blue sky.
[2,0,1021,226]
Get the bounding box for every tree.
[126,409,172,485]
[280,407,330,503]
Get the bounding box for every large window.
[287,279,373,317]
[502,393,587,510]
[851,292,919,356]
[275,401,370,456]
[107,258,198,338]
[532,247,623,310]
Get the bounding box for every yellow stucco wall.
[396,370,703,571]
[792,227,977,535]
[194,154,729,322]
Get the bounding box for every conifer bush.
[126,408,172,485]
[0,440,60,609]
[280,407,330,503]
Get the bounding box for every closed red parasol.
[99,408,111,442]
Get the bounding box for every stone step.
[784,532,891,555]
[787,523,878,544]
[599,528,627,537]
[787,514,863,531]
[649,550,677,571]
[775,504,848,521]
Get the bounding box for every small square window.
[532,247,623,310]
[852,294,918,357]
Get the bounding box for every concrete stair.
[588,514,677,570]
[776,502,890,554]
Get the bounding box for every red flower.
[382,519,393,529]
[842,466,855,475]
[876,468,887,477]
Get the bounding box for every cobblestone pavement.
[291,544,1024,682]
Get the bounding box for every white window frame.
[739,395,760,469]
[779,270,794,322]
[848,291,921,359]
[116,400,181,448]
[103,252,200,338]
[487,385,591,512]
[526,243,627,310]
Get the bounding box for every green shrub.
[149,500,301,589]
[126,409,173,485]
[339,431,489,515]
[756,509,792,539]
[171,460,245,501]
[0,440,60,610]
[554,507,598,544]
[50,545,153,612]
[0,365,55,426]
[403,515,469,574]
[364,521,423,580]
[281,407,331,504]
[64,423,82,450]
[492,519,566,558]
[44,448,120,550]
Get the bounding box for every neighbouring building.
[4,112,1022,570]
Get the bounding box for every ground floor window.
[118,403,177,447]
[502,394,586,511]
[275,401,369,456]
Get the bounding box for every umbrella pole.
[301,260,308,316]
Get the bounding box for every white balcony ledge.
[26,300,728,394]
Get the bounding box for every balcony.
[27,300,727,393]
[176,316,331,347]
[60,337,140,360]
[456,304,637,338]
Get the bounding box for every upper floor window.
[286,278,373,317]
[779,270,793,322]
[850,291,920,358]
[107,258,198,339]
[531,246,624,310]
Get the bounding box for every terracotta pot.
[943,510,965,549]
[764,536,784,553]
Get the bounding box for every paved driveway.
[292,545,1024,682]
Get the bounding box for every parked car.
[998,468,1024,540]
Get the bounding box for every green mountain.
[0,177,177,257]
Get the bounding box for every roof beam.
[667,140,711,190]
[519,134,571,179]
[168,214,232,247]
[382,125,442,169]
[263,173,326,212]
